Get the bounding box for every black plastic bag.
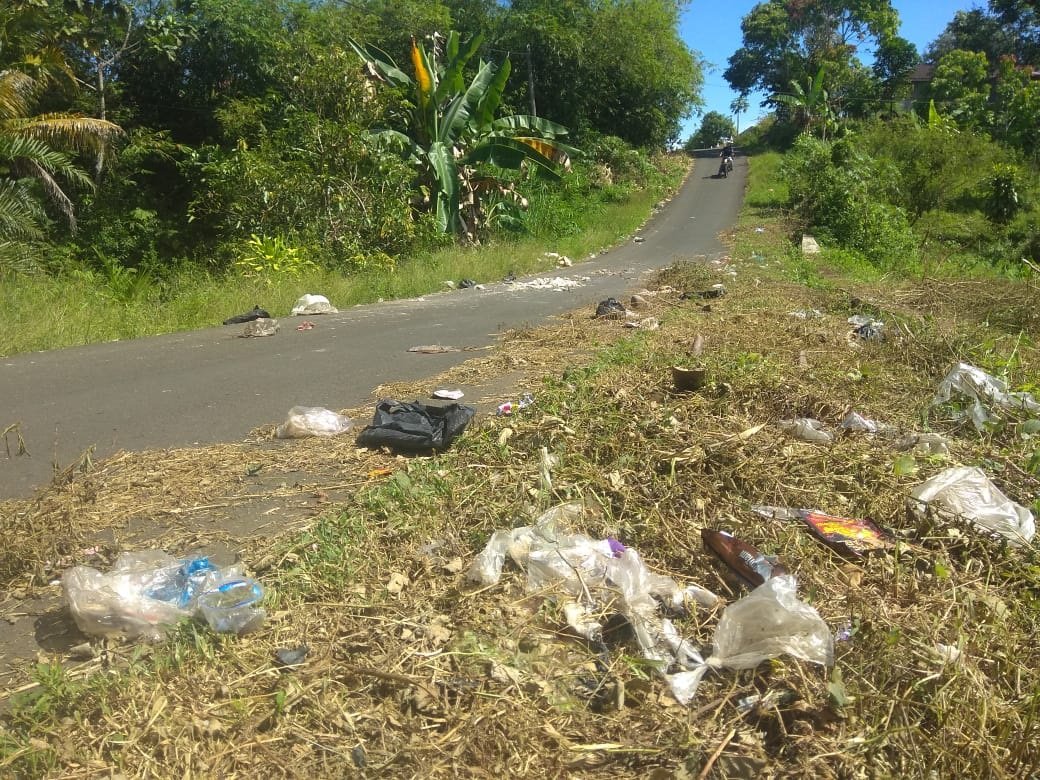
[595,298,626,318]
[356,400,476,453]
[223,305,271,325]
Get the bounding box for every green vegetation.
[0,0,701,352]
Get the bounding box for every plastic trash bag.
[708,576,834,671]
[933,362,1040,431]
[356,400,475,453]
[909,466,1035,546]
[466,503,722,705]
[223,305,270,325]
[63,552,262,640]
[778,418,834,444]
[240,318,279,338]
[848,315,884,340]
[275,406,354,438]
[840,411,894,435]
[290,293,338,316]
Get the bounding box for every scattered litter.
[778,418,834,444]
[848,315,884,341]
[466,503,722,704]
[356,399,475,453]
[834,623,854,642]
[787,309,823,320]
[630,294,649,309]
[623,316,660,330]
[497,402,513,416]
[509,276,583,292]
[408,344,461,354]
[932,362,1040,431]
[753,506,893,557]
[432,388,465,401]
[63,552,264,640]
[502,273,516,283]
[518,392,535,409]
[933,643,961,665]
[908,466,1035,546]
[223,305,270,325]
[275,406,354,439]
[702,529,788,588]
[291,293,338,316]
[239,318,279,337]
[459,279,477,289]
[295,320,315,331]
[737,688,798,713]
[801,235,821,254]
[633,236,645,243]
[275,645,310,669]
[595,298,627,319]
[754,227,765,233]
[443,280,456,289]
[672,365,707,393]
[893,432,951,455]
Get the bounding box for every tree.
[350,31,575,237]
[929,49,990,129]
[0,3,122,243]
[495,0,702,148]
[730,95,750,135]
[725,0,900,106]
[685,111,735,151]
[873,35,918,109]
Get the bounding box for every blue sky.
[678,0,981,139]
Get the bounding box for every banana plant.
[349,31,576,237]
[772,65,835,140]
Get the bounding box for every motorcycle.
[718,154,734,178]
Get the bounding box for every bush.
[782,135,918,270]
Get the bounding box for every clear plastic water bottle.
[197,579,266,634]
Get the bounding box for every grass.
[0,163,685,358]
[2,153,1039,778]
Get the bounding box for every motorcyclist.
[718,141,734,176]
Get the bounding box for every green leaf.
[893,454,918,476]
[427,141,459,232]
[492,114,569,138]
[464,136,562,178]
[827,667,848,708]
[471,60,511,131]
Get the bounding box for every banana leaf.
[464,136,563,179]
[428,141,459,232]
[345,39,411,89]
[491,115,569,138]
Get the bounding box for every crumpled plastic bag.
[778,418,834,444]
[63,552,259,641]
[290,293,338,316]
[275,406,354,438]
[467,505,830,705]
[909,466,1035,546]
[356,399,475,453]
[893,432,951,455]
[840,411,895,435]
[933,362,1040,431]
[240,317,279,337]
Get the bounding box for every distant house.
[903,63,935,110]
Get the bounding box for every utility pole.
[526,43,537,116]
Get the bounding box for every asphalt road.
[1,152,746,499]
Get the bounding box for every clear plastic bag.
[933,362,1040,431]
[467,503,720,705]
[778,418,834,444]
[708,575,834,670]
[290,293,338,316]
[909,466,1035,546]
[275,406,354,438]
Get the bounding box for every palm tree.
[0,6,122,248]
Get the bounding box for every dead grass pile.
[2,253,1039,779]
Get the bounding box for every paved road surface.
[1,153,746,499]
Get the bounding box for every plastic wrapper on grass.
[778,418,834,444]
[933,362,1040,431]
[275,406,354,438]
[909,466,1035,546]
[290,293,338,316]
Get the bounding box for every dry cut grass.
[1,247,1039,779]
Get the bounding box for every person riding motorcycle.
[718,143,734,177]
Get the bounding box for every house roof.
[907,63,935,82]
